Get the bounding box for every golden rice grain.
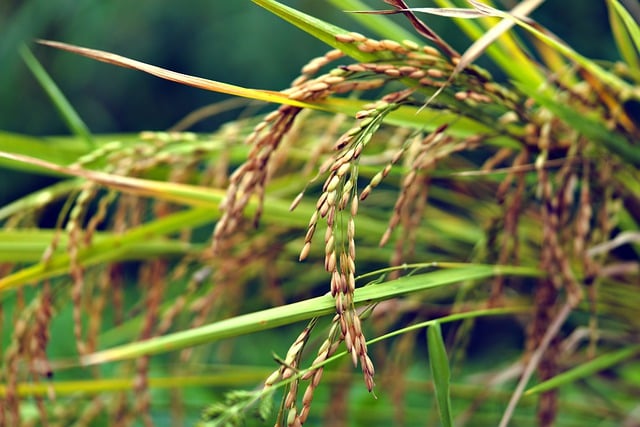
[335,33,355,43]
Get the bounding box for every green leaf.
[80,264,539,365]
[427,321,454,427]
[0,208,214,295]
[607,0,640,69]
[19,45,94,148]
[525,345,640,396]
[0,371,272,398]
[0,229,198,263]
[476,1,630,93]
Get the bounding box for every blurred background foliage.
[0,0,620,136]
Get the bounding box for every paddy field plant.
[0,1,639,426]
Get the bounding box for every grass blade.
[474,2,630,92]
[19,45,94,148]
[451,0,545,85]
[608,0,640,68]
[0,208,214,294]
[525,344,640,396]
[80,264,539,365]
[36,40,319,110]
[0,132,89,174]
[427,321,454,427]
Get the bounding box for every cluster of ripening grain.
[207,28,527,426]
[216,28,629,426]
[218,32,499,426]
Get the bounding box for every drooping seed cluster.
[296,95,418,402]
[212,30,525,261]
[54,132,219,349]
[261,320,317,427]
[258,94,416,424]
[2,283,54,426]
[213,105,303,252]
[0,130,236,426]
[330,31,524,115]
[245,34,522,423]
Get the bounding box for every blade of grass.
[427,321,454,427]
[252,0,485,119]
[499,302,573,427]
[0,178,80,220]
[35,39,479,130]
[37,40,322,110]
[608,0,640,69]
[19,45,94,148]
[0,150,229,208]
[0,229,197,263]
[0,371,272,398]
[0,208,214,295]
[525,344,640,396]
[268,306,530,402]
[451,0,545,85]
[465,0,630,93]
[80,264,540,366]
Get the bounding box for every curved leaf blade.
[37,40,318,109]
[428,321,454,427]
[80,264,539,366]
[525,345,640,396]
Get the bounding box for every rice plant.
[0,1,639,426]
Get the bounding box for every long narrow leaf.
[608,0,640,68]
[466,1,630,93]
[37,40,320,110]
[0,150,228,208]
[427,321,454,427]
[80,264,539,365]
[443,0,545,86]
[0,372,272,398]
[0,229,195,263]
[20,45,94,148]
[0,208,214,294]
[252,0,383,63]
[525,345,640,396]
[0,132,90,175]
